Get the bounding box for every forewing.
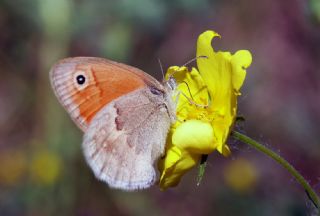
[50,57,160,131]
[82,88,172,190]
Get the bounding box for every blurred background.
[0,0,320,215]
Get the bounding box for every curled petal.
[231,50,252,92]
[196,30,223,99]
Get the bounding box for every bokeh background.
[0,0,320,215]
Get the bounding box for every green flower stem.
[231,131,320,212]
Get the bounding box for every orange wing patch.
[50,57,155,131]
[71,63,146,124]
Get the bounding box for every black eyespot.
[149,86,163,96]
[76,75,86,85]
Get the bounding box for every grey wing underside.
[82,88,171,190]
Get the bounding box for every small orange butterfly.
[50,57,176,190]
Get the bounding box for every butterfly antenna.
[182,55,208,67]
[167,55,209,79]
[181,81,194,100]
[158,58,165,80]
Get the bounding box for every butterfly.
[50,57,176,190]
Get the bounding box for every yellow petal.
[166,66,208,112]
[158,146,181,178]
[165,65,209,130]
[159,120,214,190]
[221,144,231,157]
[196,30,223,99]
[196,30,252,152]
[172,120,215,154]
[231,50,252,91]
[159,149,200,190]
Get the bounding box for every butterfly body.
[50,57,176,190]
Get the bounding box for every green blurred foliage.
[310,0,320,22]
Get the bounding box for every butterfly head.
[166,76,177,91]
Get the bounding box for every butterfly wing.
[83,87,173,190]
[50,57,176,190]
[50,57,161,131]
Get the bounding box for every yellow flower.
[158,30,252,190]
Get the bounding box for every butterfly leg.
[179,91,209,108]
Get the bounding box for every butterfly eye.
[149,86,164,96]
[73,71,89,90]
